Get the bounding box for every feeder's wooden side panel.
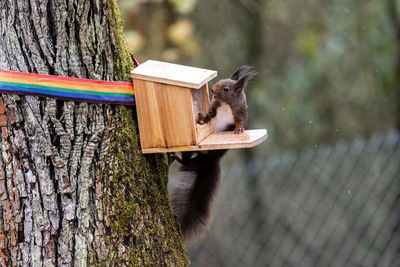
[192,83,213,143]
[196,123,213,143]
[191,84,210,117]
[156,83,197,148]
[134,79,166,149]
[203,84,210,110]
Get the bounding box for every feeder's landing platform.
[141,129,267,154]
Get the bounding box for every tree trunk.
[0,0,189,266]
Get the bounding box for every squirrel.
[197,65,257,134]
[169,66,256,244]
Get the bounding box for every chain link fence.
[186,131,400,267]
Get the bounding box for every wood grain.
[196,123,213,143]
[193,83,212,143]
[131,60,217,89]
[192,84,208,117]
[141,129,267,153]
[156,83,197,147]
[134,79,166,149]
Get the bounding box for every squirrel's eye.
[223,87,229,91]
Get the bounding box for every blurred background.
[119,0,400,266]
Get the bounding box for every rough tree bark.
[0,0,189,266]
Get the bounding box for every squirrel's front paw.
[196,113,205,125]
[234,127,245,134]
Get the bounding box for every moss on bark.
[0,0,189,265]
[101,1,189,265]
[103,106,189,266]
[108,0,136,81]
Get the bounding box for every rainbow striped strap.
[0,70,135,105]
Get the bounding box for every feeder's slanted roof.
[131,60,217,89]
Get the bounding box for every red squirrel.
[197,65,256,133]
[169,66,256,244]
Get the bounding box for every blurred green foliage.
[119,0,398,154]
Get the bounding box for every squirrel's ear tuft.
[230,65,253,80]
[233,70,257,94]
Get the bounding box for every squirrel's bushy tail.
[169,150,227,244]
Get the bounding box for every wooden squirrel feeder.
[131,60,267,154]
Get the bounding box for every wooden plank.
[192,84,208,117]
[141,129,267,153]
[131,60,217,89]
[156,83,197,147]
[142,145,202,154]
[199,129,267,149]
[193,84,213,143]
[134,79,166,149]
[196,123,213,143]
[202,83,211,111]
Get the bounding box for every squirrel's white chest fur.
[212,102,235,132]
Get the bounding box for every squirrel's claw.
[234,127,245,134]
[173,152,184,164]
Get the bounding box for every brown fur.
[169,150,227,244]
[169,66,256,244]
[198,65,256,134]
